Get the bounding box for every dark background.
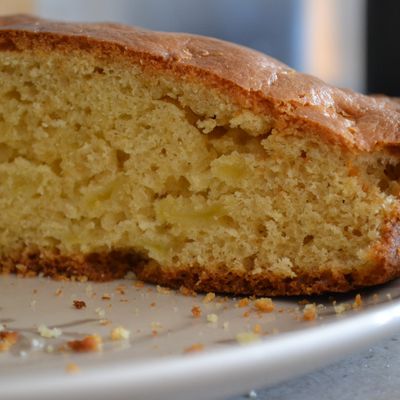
[367,0,400,96]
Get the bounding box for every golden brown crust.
[0,247,145,281]
[133,254,400,296]
[3,206,399,295]
[3,199,400,295]
[0,14,398,152]
[1,251,398,296]
[2,233,400,296]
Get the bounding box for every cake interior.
[0,49,398,283]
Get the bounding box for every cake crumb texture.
[0,16,399,295]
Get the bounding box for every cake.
[0,15,399,296]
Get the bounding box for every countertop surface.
[232,334,399,400]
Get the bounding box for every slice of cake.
[0,15,399,295]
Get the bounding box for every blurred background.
[0,0,398,96]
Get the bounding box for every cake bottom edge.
[0,247,398,296]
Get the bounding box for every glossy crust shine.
[0,15,399,295]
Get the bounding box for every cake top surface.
[0,14,398,152]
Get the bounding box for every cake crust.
[0,14,398,152]
[1,213,399,296]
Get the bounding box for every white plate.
[1,274,400,400]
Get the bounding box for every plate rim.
[3,298,400,399]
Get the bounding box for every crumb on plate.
[303,303,317,321]
[353,293,363,309]
[236,332,261,344]
[333,301,350,315]
[254,298,275,313]
[206,313,218,323]
[179,285,197,297]
[73,300,86,309]
[236,298,250,308]
[0,331,18,352]
[38,324,63,338]
[253,323,262,334]
[115,285,126,295]
[191,306,202,318]
[66,362,80,374]
[95,307,106,318]
[151,321,162,331]
[67,334,102,353]
[111,326,131,341]
[203,292,216,304]
[156,285,171,295]
[184,343,204,353]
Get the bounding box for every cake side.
[3,204,400,296]
[0,16,399,295]
[3,211,400,296]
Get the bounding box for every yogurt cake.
[0,15,399,295]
